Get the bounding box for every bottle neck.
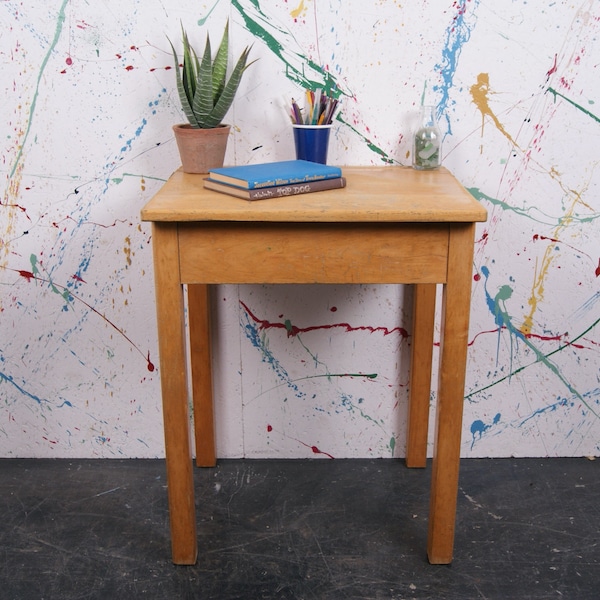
[420,106,437,127]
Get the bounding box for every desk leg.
[188,284,216,467]
[427,223,475,565]
[406,283,436,468]
[152,223,198,565]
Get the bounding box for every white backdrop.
[1,0,599,459]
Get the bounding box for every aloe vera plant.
[168,22,255,129]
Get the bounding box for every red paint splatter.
[533,233,558,243]
[240,301,408,338]
[266,425,335,458]
[125,65,134,71]
[546,53,558,78]
[467,326,588,350]
[51,215,129,229]
[8,265,155,371]
[330,306,337,312]
[473,273,481,282]
[0,200,29,217]
[310,445,335,459]
[533,234,597,275]
[295,437,335,459]
[65,56,73,66]
[71,274,86,283]
[559,76,571,89]
[18,270,35,282]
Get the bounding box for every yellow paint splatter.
[290,0,308,19]
[469,73,520,150]
[468,77,593,334]
[521,178,589,334]
[1,128,26,311]
[522,254,554,335]
[123,236,132,266]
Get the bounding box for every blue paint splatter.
[470,412,501,449]
[119,118,148,154]
[477,266,598,419]
[519,397,571,426]
[241,310,303,398]
[0,371,48,406]
[433,0,481,134]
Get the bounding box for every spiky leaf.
[181,27,199,107]
[168,22,257,129]
[167,35,199,127]
[192,35,216,128]
[201,46,255,128]
[212,21,229,103]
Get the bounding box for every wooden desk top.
[141,166,487,224]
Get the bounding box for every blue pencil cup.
[292,124,332,164]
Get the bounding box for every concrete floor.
[1,457,598,599]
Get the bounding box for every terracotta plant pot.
[172,123,231,174]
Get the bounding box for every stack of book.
[203,159,345,200]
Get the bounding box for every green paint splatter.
[467,314,600,403]
[30,254,70,302]
[232,0,339,93]
[230,0,396,162]
[468,188,599,226]
[313,373,378,380]
[111,173,167,185]
[340,117,396,164]
[547,87,600,124]
[284,319,294,336]
[469,268,599,419]
[30,254,40,278]
[389,435,396,457]
[197,0,222,26]
[10,0,70,178]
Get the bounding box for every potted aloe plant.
[168,21,256,173]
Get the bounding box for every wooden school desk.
[141,166,487,565]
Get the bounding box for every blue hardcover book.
[208,159,342,189]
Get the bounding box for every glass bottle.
[412,105,441,170]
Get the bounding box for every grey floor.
[1,457,598,599]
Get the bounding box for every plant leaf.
[193,34,216,128]
[181,26,196,106]
[203,46,255,129]
[212,21,229,104]
[167,35,198,127]
[170,23,257,128]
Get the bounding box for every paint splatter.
[470,413,501,449]
[470,266,598,420]
[241,301,408,339]
[470,73,520,148]
[5,264,155,372]
[434,0,481,132]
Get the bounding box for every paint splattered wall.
[2,1,599,459]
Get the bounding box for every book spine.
[247,177,346,200]
[250,172,341,189]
